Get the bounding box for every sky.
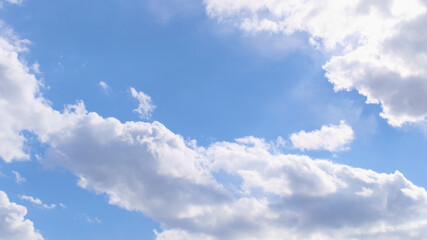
[1,0,427,239]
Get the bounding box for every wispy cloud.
[12,170,26,184]
[19,195,57,209]
[85,215,101,224]
[99,81,111,94]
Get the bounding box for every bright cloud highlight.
[290,121,354,152]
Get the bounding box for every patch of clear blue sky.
[2,0,427,239]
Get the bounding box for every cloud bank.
[44,116,427,239]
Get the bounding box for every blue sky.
[1,0,427,239]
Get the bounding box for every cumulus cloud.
[44,112,231,224]
[0,22,81,162]
[204,0,427,126]
[130,87,156,119]
[43,116,427,239]
[0,191,44,240]
[19,195,56,209]
[290,121,354,152]
[1,11,427,240]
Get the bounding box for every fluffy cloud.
[0,22,80,162]
[0,191,44,240]
[1,10,427,240]
[0,23,38,162]
[204,0,427,126]
[130,87,156,120]
[44,111,232,225]
[290,121,354,152]
[42,117,427,239]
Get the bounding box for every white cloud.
[98,81,110,93]
[0,190,44,240]
[1,11,427,240]
[19,195,56,209]
[130,87,156,119]
[44,112,230,223]
[154,229,215,240]
[42,117,427,239]
[12,170,26,184]
[0,22,82,162]
[203,0,427,127]
[290,121,354,152]
[30,62,40,74]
